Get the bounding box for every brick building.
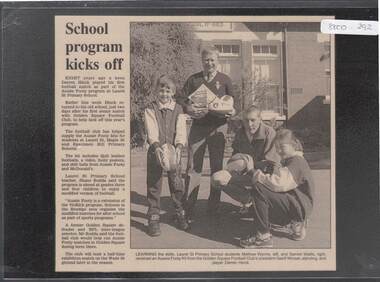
[191,22,331,137]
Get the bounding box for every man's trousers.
[185,124,226,212]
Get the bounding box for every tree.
[230,67,280,134]
[232,66,272,115]
[130,23,201,147]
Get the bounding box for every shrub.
[130,23,201,147]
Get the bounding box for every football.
[156,143,177,172]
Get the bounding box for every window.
[290,88,303,95]
[252,44,278,57]
[219,62,231,74]
[269,45,277,54]
[251,42,283,116]
[253,65,270,80]
[214,44,240,57]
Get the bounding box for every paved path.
[130,152,332,249]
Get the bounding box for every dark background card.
[1,1,378,279]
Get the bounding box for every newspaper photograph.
[55,15,336,272]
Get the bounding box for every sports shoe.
[175,210,190,231]
[289,220,307,241]
[240,232,273,248]
[270,220,307,241]
[147,214,161,237]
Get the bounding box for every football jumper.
[180,71,234,128]
[251,154,315,233]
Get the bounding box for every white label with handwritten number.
[321,19,378,35]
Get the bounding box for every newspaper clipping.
[55,16,336,272]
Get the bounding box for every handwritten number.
[358,23,372,31]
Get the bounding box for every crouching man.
[209,105,281,213]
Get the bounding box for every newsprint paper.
[55,16,336,272]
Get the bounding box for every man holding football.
[177,46,235,220]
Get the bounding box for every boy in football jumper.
[176,46,235,217]
[240,129,314,248]
[144,75,189,237]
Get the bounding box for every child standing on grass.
[144,75,189,237]
[239,129,315,248]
